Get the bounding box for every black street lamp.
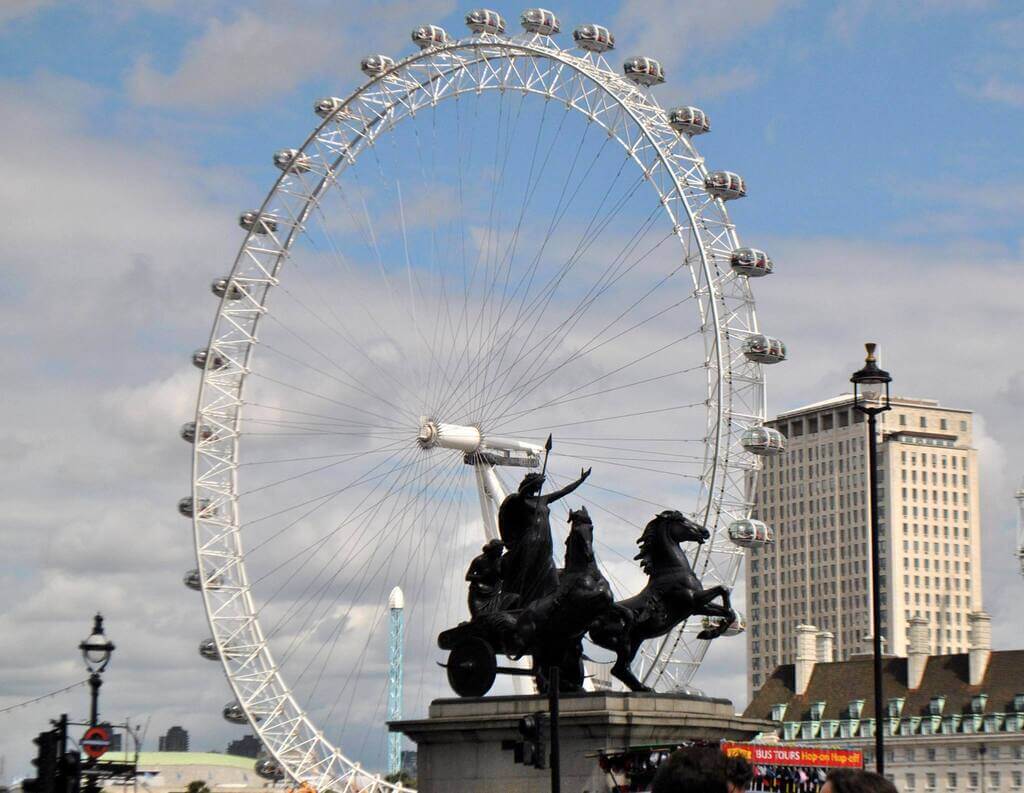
[79,614,115,728]
[850,343,892,775]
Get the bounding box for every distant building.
[158,726,189,752]
[98,751,275,793]
[226,734,261,759]
[744,613,1024,791]
[747,395,983,695]
[400,750,417,779]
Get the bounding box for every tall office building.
[158,725,190,752]
[746,395,982,695]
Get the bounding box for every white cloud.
[127,1,455,110]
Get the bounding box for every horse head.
[565,506,595,568]
[634,510,709,574]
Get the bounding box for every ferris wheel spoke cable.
[454,169,657,421]
[313,459,465,724]
[436,101,604,422]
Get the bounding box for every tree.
[185,781,211,793]
[383,772,415,787]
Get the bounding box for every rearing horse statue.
[588,509,736,692]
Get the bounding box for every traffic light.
[516,712,547,769]
[24,729,59,793]
[61,749,82,793]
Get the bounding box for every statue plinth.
[391,691,775,793]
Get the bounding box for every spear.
[539,434,553,480]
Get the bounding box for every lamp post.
[79,614,115,727]
[850,343,892,775]
[79,614,114,793]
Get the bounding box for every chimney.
[795,624,818,695]
[968,611,992,686]
[907,617,929,689]
[816,630,835,663]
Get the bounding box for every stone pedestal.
[392,691,775,792]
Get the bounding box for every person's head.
[724,755,753,793]
[822,769,899,793]
[518,472,545,494]
[651,746,728,793]
[482,538,504,557]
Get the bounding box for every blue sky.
[1,0,1022,780]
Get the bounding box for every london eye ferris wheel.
[180,8,785,791]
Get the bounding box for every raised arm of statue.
[542,467,591,504]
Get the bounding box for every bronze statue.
[497,467,590,605]
[588,509,736,691]
[439,468,737,697]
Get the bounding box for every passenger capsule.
[178,497,216,518]
[211,277,244,300]
[727,518,775,548]
[199,639,219,661]
[180,421,214,444]
[668,106,710,136]
[573,24,614,52]
[730,247,773,278]
[359,56,395,78]
[742,334,786,364]
[272,148,312,174]
[411,24,449,49]
[238,211,278,235]
[703,613,746,637]
[521,8,560,35]
[223,702,248,725]
[705,171,746,200]
[255,759,284,781]
[466,9,505,34]
[623,56,665,86]
[183,569,202,591]
[192,348,227,371]
[740,426,786,456]
[313,96,344,118]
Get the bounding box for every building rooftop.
[745,649,1024,724]
[770,394,970,421]
[99,752,257,770]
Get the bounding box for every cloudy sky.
[2,0,1023,782]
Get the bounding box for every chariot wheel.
[446,637,498,698]
[184,8,782,792]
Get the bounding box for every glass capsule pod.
[702,613,747,637]
[730,247,773,278]
[211,277,244,300]
[178,497,216,518]
[742,334,786,364]
[179,421,214,444]
[740,426,786,456]
[623,56,665,87]
[573,24,614,52]
[313,95,344,117]
[727,518,775,548]
[272,148,312,174]
[465,9,505,34]
[255,759,284,781]
[183,569,202,591]
[521,8,560,35]
[192,348,227,371]
[705,171,746,200]
[667,106,710,136]
[199,639,219,661]
[411,24,449,49]
[359,55,396,78]
[223,702,248,724]
[238,211,277,235]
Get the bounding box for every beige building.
[744,615,1024,792]
[746,395,983,695]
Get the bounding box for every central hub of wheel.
[417,419,482,452]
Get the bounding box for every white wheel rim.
[189,29,768,792]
